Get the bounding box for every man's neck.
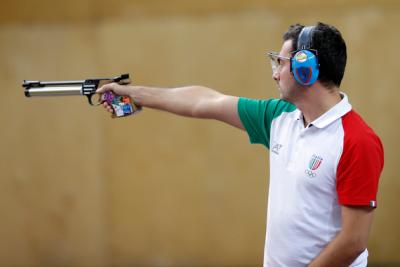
[294,83,342,127]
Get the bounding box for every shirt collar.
[294,92,352,129]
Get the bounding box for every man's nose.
[272,71,279,81]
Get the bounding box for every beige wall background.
[0,0,399,266]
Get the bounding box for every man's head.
[283,22,347,88]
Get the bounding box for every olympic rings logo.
[304,169,317,178]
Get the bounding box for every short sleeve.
[237,97,296,149]
[336,111,384,208]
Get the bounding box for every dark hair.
[283,22,347,88]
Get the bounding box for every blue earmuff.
[291,26,319,86]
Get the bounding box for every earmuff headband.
[297,26,315,50]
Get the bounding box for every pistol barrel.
[25,86,82,97]
[22,74,130,105]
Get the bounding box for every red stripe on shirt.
[336,110,384,207]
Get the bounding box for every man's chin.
[280,94,294,103]
[277,87,292,102]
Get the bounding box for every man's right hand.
[97,83,138,114]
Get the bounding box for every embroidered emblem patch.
[309,154,323,170]
[304,154,323,178]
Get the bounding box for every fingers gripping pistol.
[23,74,141,117]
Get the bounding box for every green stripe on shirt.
[238,98,296,149]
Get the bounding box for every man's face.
[272,40,299,102]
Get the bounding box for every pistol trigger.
[88,93,103,106]
[87,94,95,106]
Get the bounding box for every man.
[97,22,384,266]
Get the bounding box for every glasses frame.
[267,52,291,75]
[267,49,319,75]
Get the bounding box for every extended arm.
[97,83,244,130]
[308,205,374,267]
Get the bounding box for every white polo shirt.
[238,93,384,267]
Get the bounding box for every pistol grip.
[100,91,141,118]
